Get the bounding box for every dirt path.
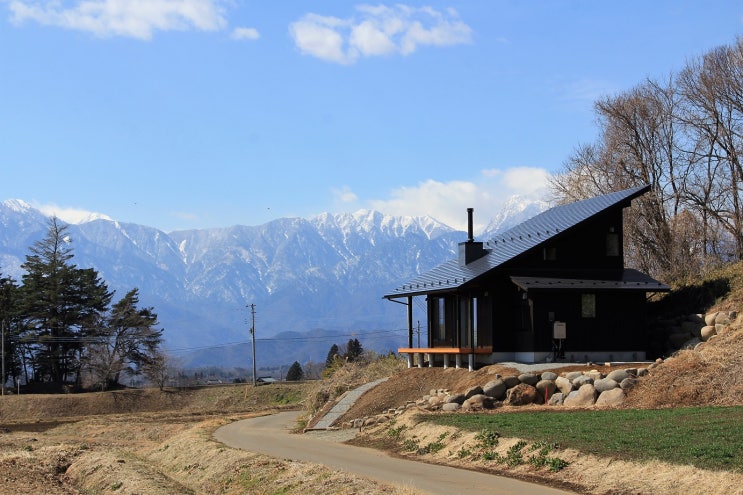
[214,411,576,495]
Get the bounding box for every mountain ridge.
[0,199,548,367]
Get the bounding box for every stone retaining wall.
[343,310,738,430]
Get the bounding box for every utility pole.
[416,320,421,348]
[1,320,5,397]
[249,304,256,387]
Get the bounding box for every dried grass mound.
[624,319,743,408]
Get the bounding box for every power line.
[162,328,409,355]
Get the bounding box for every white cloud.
[34,202,113,224]
[8,0,228,40]
[367,167,550,232]
[289,13,350,64]
[332,185,358,204]
[289,4,472,64]
[231,26,259,40]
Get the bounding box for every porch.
[398,346,493,371]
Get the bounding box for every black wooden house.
[384,185,669,369]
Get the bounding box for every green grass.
[425,406,743,472]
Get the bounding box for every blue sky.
[2,1,742,233]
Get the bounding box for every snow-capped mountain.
[480,196,551,239]
[0,199,547,367]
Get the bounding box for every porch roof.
[384,184,651,299]
[511,269,670,292]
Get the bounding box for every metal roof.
[511,269,669,292]
[383,184,651,299]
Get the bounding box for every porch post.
[443,354,449,368]
[407,295,414,348]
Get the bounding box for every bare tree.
[678,40,743,261]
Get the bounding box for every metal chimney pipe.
[467,208,474,243]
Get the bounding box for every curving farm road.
[214,411,576,495]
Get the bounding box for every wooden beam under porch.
[398,346,493,371]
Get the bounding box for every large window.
[458,297,478,347]
[430,296,448,346]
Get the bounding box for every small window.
[606,233,619,256]
[543,246,557,261]
[581,293,596,318]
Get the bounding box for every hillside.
[318,261,743,422]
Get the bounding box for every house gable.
[384,184,650,299]
[385,184,670,367]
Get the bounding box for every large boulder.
[573,375,594,387]
[505,383,539,406]
[586,370,603,382]
[442,402,461,412]
[596,388,626,407]
[462,394,495,411]
[564,384,597,407]
[518,373,539,386]
[535,379,557,400]
[700,325,717,341]
[502,376,521,389]
[555,376,574,395]
[445,393,466,405]
[564,371,583,382]
[594,378,618,393]
[464,385,484,399]
[482,379,507,400]
[540,371,558,381]
[715,312,732,326]
[606,369,630,382]
[548,392,565,406]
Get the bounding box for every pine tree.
[344,338,363,362]
[19,218,112,385]
[0,273,20,391]
[325,343,340,368]
[285,361,304,381]
[88,288,163,389]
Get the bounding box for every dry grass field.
[0,384,414,494]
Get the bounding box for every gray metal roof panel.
[384,185,650,299]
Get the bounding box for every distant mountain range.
[0,198,548,369]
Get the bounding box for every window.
[459,297,471,347]
[581,293,596,318]
[543,246,557,261]
[606,232,619,256]
[430,297,446,343]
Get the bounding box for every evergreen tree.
[325,343,340,368]
[19,218,112,385]
[344,338,363,362]
[89,288,163,389]
[285,361,304,381]
[0,273,20,391]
